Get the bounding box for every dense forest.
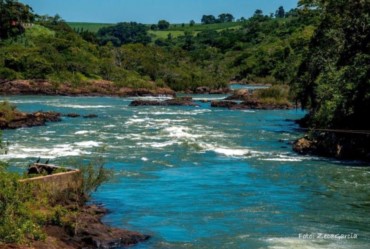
[1,0,369,146]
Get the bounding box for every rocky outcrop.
[6,205,150,249]
[0,80,175,97]
[224,89,250,100]
[211,100,238,108]
[83,114,98,119]
[130,97,198,107]
[67,205,150,249]
[65,113,81,118]
[293,132,370,161]
[187,86,230,94]
[211,99,293,110]
[0,111,61,129]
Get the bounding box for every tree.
[275,6,285,18]
[157,20,170,30]
[189,20,195,26]
[218,13,234,23]
[97,22,151,46]
[201,15,217,24]
[295,0,370,129]
[254,9,263,17]
[0,0,34,40]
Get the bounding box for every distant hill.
[67,21,243,39]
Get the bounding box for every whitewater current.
[2,94,370,249]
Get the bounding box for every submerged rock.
[65,113,81,118]
[211,100,238,108]
[83,114,98,119]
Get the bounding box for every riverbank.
[293,132,370,162]
[0,80,175,97]
[2,205,149,249]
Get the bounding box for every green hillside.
[68,22,114,32]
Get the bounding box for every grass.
[67,21,244,34]
[67,22,114,33]
[148,30,185,39]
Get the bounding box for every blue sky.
[20,0,298,24]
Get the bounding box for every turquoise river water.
[1,95,370,249]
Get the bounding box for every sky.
[19,0,299,24]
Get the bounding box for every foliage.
[0,163,46,244]
[294,0,370,130]
[97,22,151,46]
[77,156,113,198]
[0,100,17,121]
[0,0,35,40]
[253,85,292,105]
[157,20,170,30]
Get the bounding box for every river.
[1,95,370,249]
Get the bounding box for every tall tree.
[295,0,370,129]
[201,15,217,24]
[97,22,151,46]
[275,6,285,18]
[218,13,234,23]
[157,20,170,30]
[0,0,34,40]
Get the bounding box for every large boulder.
[225,89,250,100]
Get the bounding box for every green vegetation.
[253,85,291,105]
[68,22,114,33]
[0,0,34,40]
[0,101,17,122]
[294,0,370,131]
[0,155,112,245]
[1,0,369,134]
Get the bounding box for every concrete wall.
[19,169,82,197]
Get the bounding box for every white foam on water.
[137,141,177,148]
[261,154,307,162]
[137,109,211,116]
[213,147,253,157]
[74,130,96,135]
[164,126,201,139]
[51,104,112,109]
[103,125,116,128]
[264,237,361,249]
[131,96,173,101]
[141,157,149,161]
[43,131,56,134]
[125,117,152,125]
[0,143,86,159]
[74,141,102,148]
[199,143,263,158]
[262,158,303,162]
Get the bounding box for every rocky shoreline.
[0,80,175,97]
[211,99,293,110]
[293,132,370,162]
[3,205,149,249]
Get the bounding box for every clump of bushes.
[0,101,17,122]
[253,84,292,105]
